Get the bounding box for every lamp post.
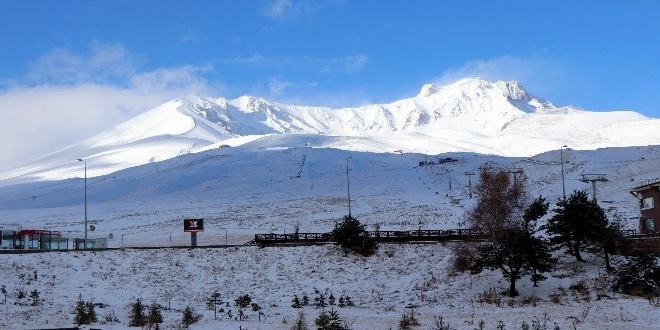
[560,145,568,199]
[346,157,352,217]
[77,158,87,249]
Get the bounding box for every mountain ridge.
[1,78,656,183]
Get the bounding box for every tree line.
[466,166,626,296]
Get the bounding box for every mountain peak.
[494,80,528,100]
[419,83,439,97]
[419,78,529,100]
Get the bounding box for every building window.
[642,197,654,210]
[645,218,655,231]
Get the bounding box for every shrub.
[332,215,377,256]
[449,243,478,275]
[612,254,660,296]
[399,310,420,329]
[475,288,502,306]
[432,315,454,330]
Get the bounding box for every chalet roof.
[631,178,660,193]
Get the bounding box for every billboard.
[183,219,204,232]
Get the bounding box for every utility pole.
[560,145,568,198]
[346,157,352,217]
[446,169,452,190]
[77,158,88,250]
[507,168,524,207]
[464,172,475,198]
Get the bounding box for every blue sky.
[1,0,660,170]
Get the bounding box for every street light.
[77,158,87,249]
[560,145,568,199]
[346,156,352,217]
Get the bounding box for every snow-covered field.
[2,245,659,330]
[1,141,660,329]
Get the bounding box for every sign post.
[183,219,204,247]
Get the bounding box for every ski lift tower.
[507,167,524,186]
[580,174,608,203]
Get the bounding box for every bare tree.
[466,166,528,237]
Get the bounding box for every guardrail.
[252,228,490,246]
[619,229,660,239]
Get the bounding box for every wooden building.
[630,178,660,234]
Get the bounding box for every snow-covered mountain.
[1,78,658,183]
[3,79,660,329]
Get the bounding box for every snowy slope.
[1,142,660,329]
[0,100,235,182]
[3,78,660,184]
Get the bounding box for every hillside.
[3,244,658,330]
[0,136,659,329]
[1,137,657,235]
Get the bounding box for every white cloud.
[0,43,214,172]
[264,0,293,19]
[435,55,565,94]
[337,54,368,74]
[228,54,270,65]
[263,0,315,20]
[24,41,141,85]
[268,78,295,97]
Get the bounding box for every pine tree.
[543,190,609,262]
[344,296,354,307]
[528,235,554,286]
[328,293,336,306]
[337,296,345,308]
[302,294,310,306]
[147,302,163,328]
[471,228,529,296]
[292,295,302,308]
[252,302,263,321]
[591,214,622,272]
[235,294,252,309]
[471,197,554,296]
[326,309,346,330]
[522,196,555,286]
[315,310,332,330]
[29,289,40,306]
[314,293,327,308]
[128,298,146,327]
[235,294,252,321]
[612,254,660,295]
[315,309,347,330]
[85,301,97,324]
[181,306,201,328]
[290,310,310,330]
[1,285,6,304]
[74,295,88,326]
[332,215,377,256]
